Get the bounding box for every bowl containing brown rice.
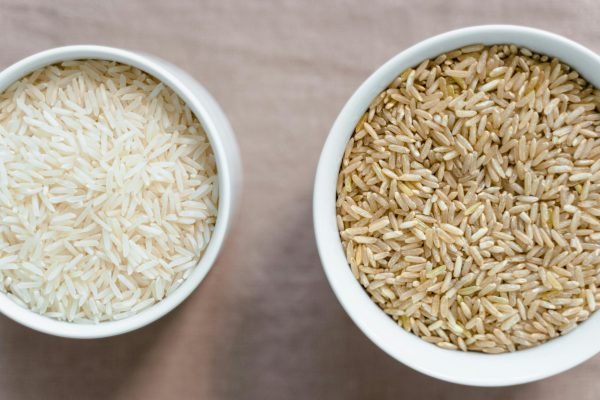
[314,25,600,385]
[0,46,241,338]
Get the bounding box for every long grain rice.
[336,44,600,353]
[0,60,218,323]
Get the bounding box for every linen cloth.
[0,0,599,398]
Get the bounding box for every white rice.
[0,60,218,323]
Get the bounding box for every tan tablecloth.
[1,0,600,398]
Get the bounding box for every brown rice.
[336,44,600,353]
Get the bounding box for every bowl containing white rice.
[0,45,241,338]
[314,25,600,386]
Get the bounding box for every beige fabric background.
[0,0,599,398]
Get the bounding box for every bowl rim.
[313,24,600,386]
[0,45,238,338]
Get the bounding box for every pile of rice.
[336,44,600,352]
[0,60,218,322]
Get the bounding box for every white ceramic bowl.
[314,25,600,386]
[0,45,242,338]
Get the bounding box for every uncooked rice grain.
[0,60,218,322]
[336,44,600,353]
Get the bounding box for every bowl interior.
[314,25,600,386]
[0,46,236,338]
